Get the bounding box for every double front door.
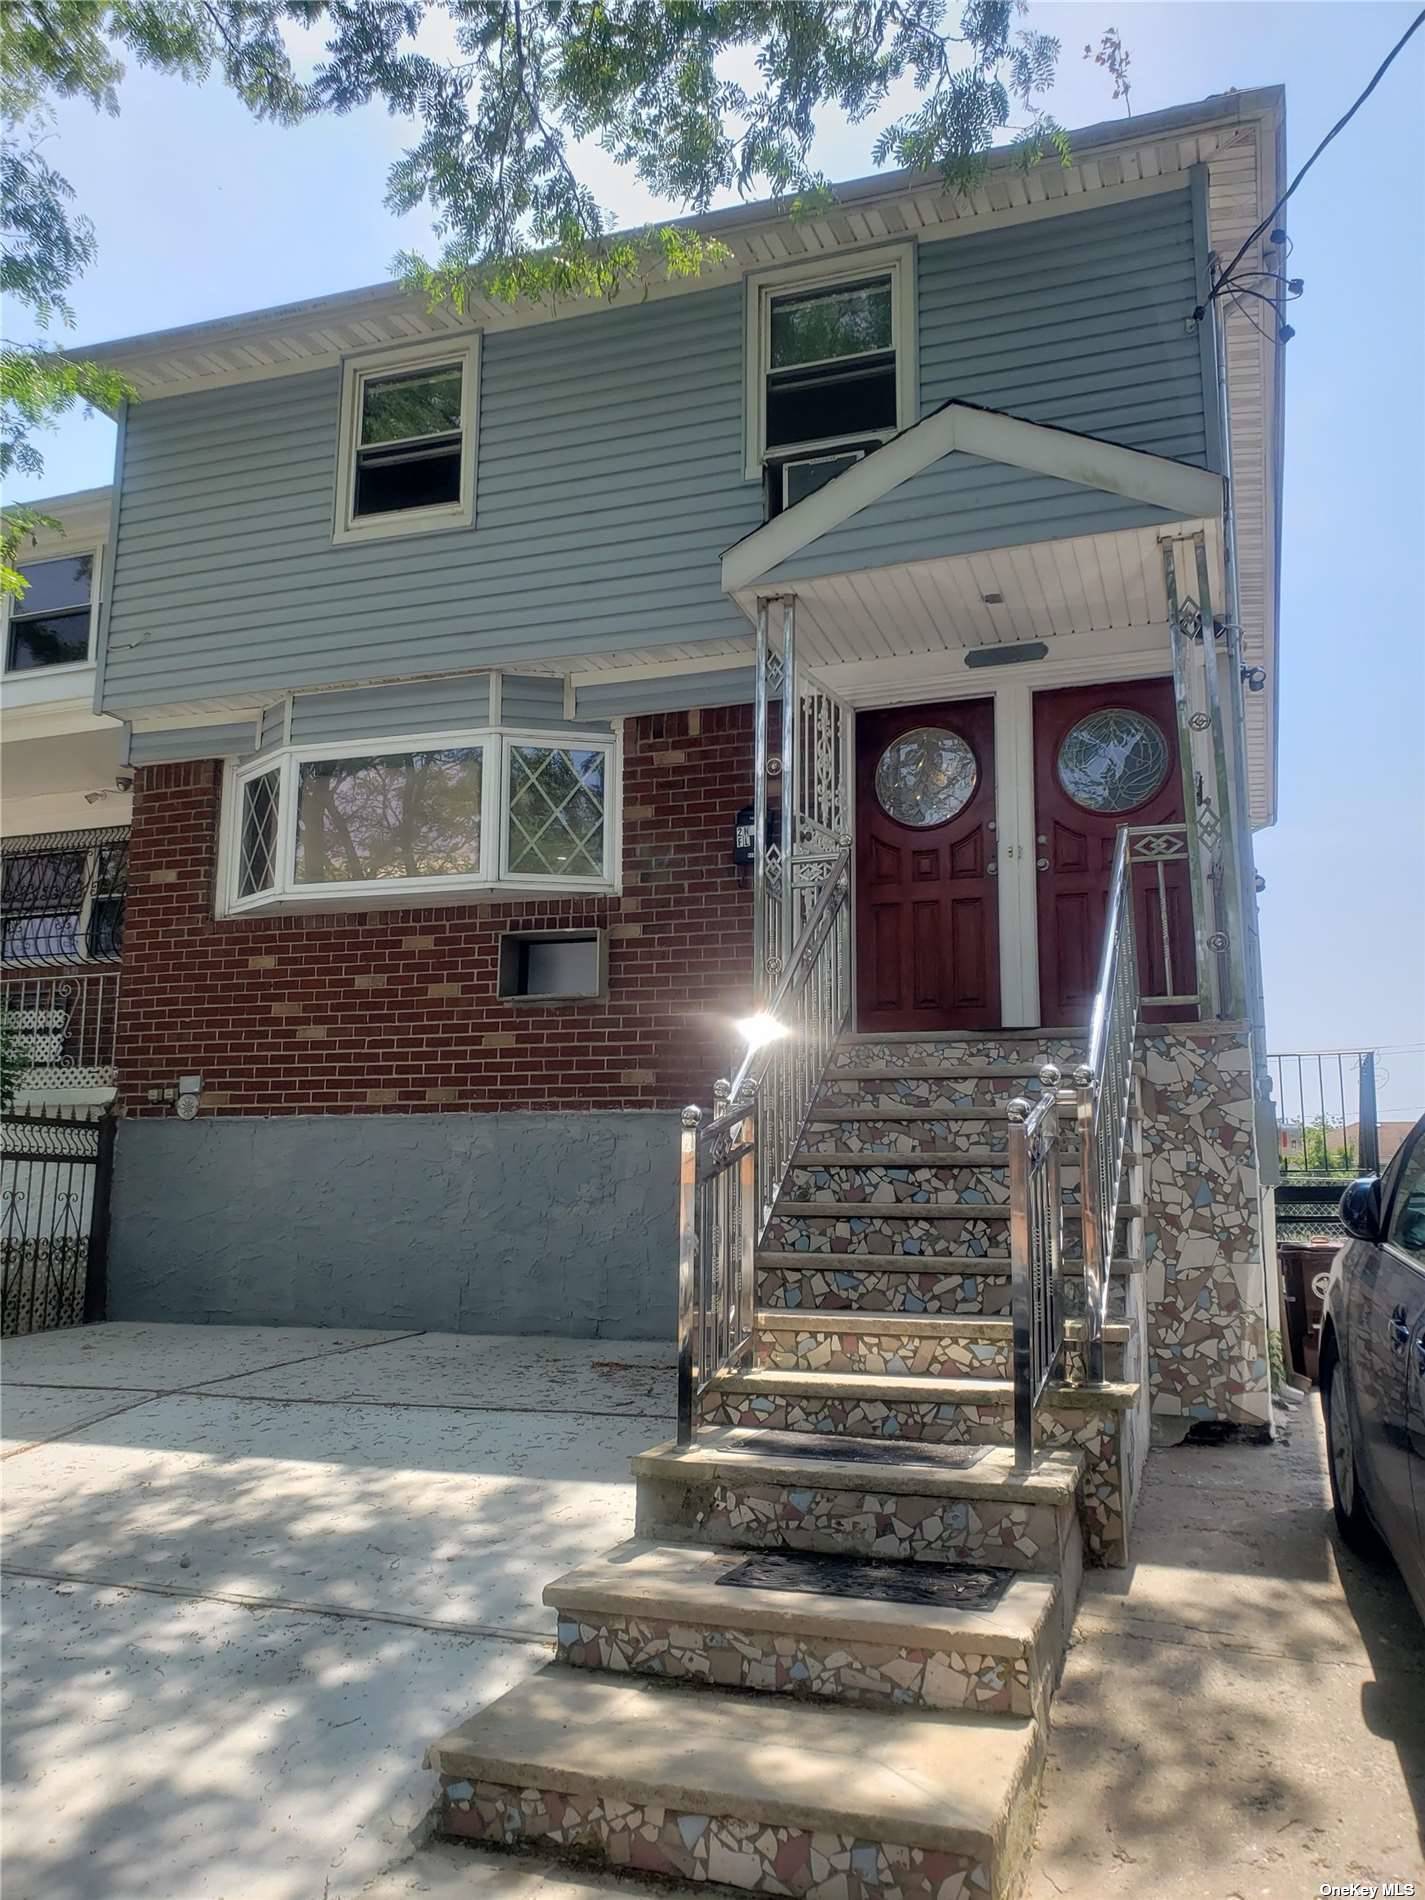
[854,679,1194,1032]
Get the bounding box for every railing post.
[1358,1053,1380,1176]
[1073,1061,1106,1386]
[779,596,798,960]
[1007,1094,1034,1468]
[676,1105,702,1446]
[83,1112,116,1325]
[737,1090,758,1365]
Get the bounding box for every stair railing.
[1007,1068,1066,1467]
[1071,828,1143,1387]
[676,847,853,1444]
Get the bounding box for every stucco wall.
[108,1110,681,1338]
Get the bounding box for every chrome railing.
[1007,1068,1066,1466]
[1069,829,1142,1387]
[677,848,853,1443]
[0,971,121,1096]
[1124,822,1198,1011]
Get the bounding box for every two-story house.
[55,85,1282,1455]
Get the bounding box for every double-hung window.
[222,729,619,914]
[334,338,479,545]
[4,552,100,673]
[744,243,916,510]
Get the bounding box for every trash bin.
[1279,1242,1337,1385]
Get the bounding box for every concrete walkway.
[3,1325,1422,1900]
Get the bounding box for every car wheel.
[1323,1351,1383,1558]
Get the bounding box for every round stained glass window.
[1056,708,1170,814]
[875,728,978,828]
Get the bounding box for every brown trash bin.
[1280,1242,1338,1385]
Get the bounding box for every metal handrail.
[1071,829,1142,1386]
[676,846,853,1443]
[1007,1067,1065,1466]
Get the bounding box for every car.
[1320,1110,1425,1619]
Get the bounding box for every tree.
[2,1,1067,594]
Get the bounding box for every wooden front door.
[855,699,1000,1032]
[1033,678,1195,1027]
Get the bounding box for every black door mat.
[726,1429,988,1469]
[716,1550,1014,1612]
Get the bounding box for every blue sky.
[6,1,1424,1119]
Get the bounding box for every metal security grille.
[1,827,129,968]
[1,1111,114,1337]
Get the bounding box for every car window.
[1385,1129,1425,1266]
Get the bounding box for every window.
[0,831,128,965]
[334,339,479,545]
[220,728,618,915]
[744,243,916,484]
[1386,1133,1425,1267]
[5,553,99,673]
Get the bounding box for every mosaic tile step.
[767,1206,1135,1262]
[785,1158,1010,1205]
[634,1428,1084,1575]
[545,1537,1068,1719]
[753,1312,1131,1382]
[832,1036,1084,1073]
[817,1073,1055,1113]
[757,1254,1139,1319]
[431,1667,1045,1900]
[800,1114,1012,1157]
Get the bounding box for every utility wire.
[1210,7,1425,301]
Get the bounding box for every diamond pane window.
[1056,710,1170,814]
[506,745,607,880]
[875,729,978,829]
[294,748,484,884]
[238,770,281,897]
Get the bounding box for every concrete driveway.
[1,1323,675,1900]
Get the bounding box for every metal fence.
[1,1110,114,1337]
[1267,1049,1380,1180]
[1,970,120,1098]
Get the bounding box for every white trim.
[724,404,1226,593]
[2,542,104,680]
[217,723,621,918]
[991,681,1040,1027]
[806,625,1173,711]
[331,336,480,549]
[743,241,917,482]
[915,169,1188,247]
[569,650,752,690]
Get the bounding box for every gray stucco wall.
[108,1111,680,1339]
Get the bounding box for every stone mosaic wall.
[554,1611,1039,1716]
[1138,1028,1271,1430]
[441,1780,991,1900]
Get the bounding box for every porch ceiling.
[728,518,1224,673]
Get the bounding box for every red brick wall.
[116,706,755,1115]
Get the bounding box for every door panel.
[1033,679,1196,1028]
[855,698,1000,1033]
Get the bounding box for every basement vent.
[497,929,606,1004]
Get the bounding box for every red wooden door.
[1033,678,1195,1027]
[855,699,1000,1032]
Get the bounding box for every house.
[11,82,1289,1894]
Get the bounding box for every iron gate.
[1,1111,114,1336]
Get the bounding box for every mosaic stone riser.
[767,1216,1102,1264]
[801,1121,1010,1158]
[696,1400,1129,1566]
[441,1781,991,1900]
[554,1612,1038,1716]
[752,1327,1126,1383]
[818,1077,1048,1112]
[1139,1031,1271,1429]
[831,1040,1082,1072]
[638,1474,1069,1572]
[757,1267,1130,1321]
[785,1163,1011,1206]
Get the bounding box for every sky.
[5,0,1424,1121]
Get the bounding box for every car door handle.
[1388,1305,1410,1348]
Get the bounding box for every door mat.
[727,1429,988,1469]
[716,1549,1013,1612]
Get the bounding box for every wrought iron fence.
[1268,1049,1380,1180]
[0,970,121,1097]
[1,1109,114,1336]
[677,849,853,1442]
[1007,1072,1065,1466]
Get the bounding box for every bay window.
[220,728,618,914]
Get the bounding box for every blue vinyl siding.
[101,183,1212,716]
[128,720,258,765]
[289,674,493,745]
[574,666,756,719]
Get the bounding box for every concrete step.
[753,1311,1132,1383]
[430,1666,1044,1900]
[545,1537,1070,1720]
[634,1427,1084,1575]
[757,1252,1141,1319]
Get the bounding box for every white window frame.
[217,725,621,917]
[743,242,918,481]
[332,337,480,548]
[1,544,104,679]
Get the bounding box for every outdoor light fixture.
[1241,665,1268,693]
[735,1012,789,1053]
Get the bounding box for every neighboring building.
[49,89,1283,1460]
[2,488,129,1113]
